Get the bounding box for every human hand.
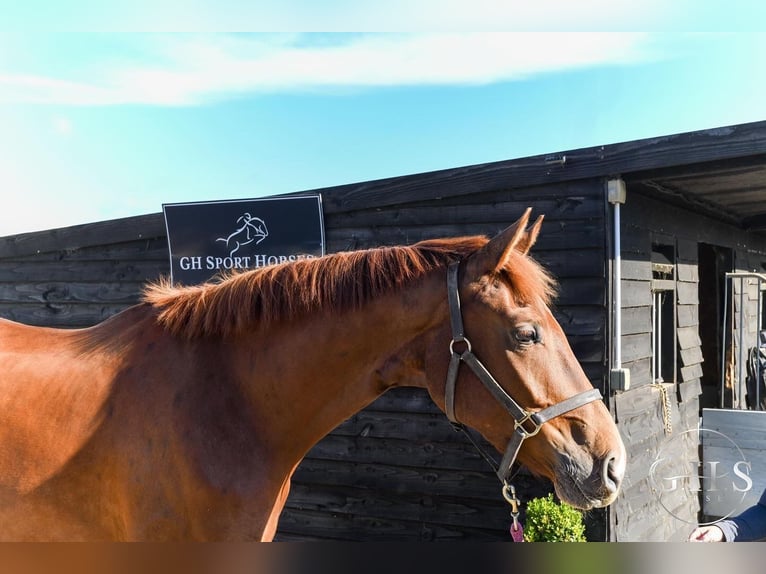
[688,525,724,542]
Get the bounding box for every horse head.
[425,209,626,510]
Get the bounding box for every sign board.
[701,408,766,519]
[163,195,325,285]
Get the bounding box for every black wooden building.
[3,120,766,541]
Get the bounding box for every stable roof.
[313,120,766,232]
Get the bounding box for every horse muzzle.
[553,448,626,510]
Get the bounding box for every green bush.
[523,493,587,542]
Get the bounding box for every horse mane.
[143,235,556,339]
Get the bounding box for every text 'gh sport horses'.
[0,209,625,541]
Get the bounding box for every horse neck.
[232,269,448,460]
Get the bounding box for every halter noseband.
[444,261,603,488]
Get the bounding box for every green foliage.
[523,493,587,542]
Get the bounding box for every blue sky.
[1,17,765,235]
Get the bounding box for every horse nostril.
[602,452,624,494]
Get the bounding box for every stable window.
[651,244,677,384]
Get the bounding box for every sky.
[1,4,765,236]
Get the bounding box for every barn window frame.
[651,244,677,385]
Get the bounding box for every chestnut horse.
[0,209,625,541]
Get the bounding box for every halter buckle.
[514,411,543,438]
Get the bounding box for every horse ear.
[515,213,544,256]
[468,208,543,274]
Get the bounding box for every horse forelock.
[498,250,558,309]
[142,234,556,339]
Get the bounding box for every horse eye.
[514,325,540,344]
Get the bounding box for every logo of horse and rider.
[217,212,269,257]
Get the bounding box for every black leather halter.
[444,262,603,488]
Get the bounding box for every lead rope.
[651,382,673,436]
[448,422,525,540]
[503,483,524,542]
[447,420,526,539]
[448,419,525,539]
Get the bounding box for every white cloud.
[0,33,653,107]
[0,73,128,106]
[52,116,73,135]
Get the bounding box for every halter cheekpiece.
[443,261,603,489]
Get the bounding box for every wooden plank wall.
[0,178,610,541]
[610,189,766,541]
[0,214,168,327]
